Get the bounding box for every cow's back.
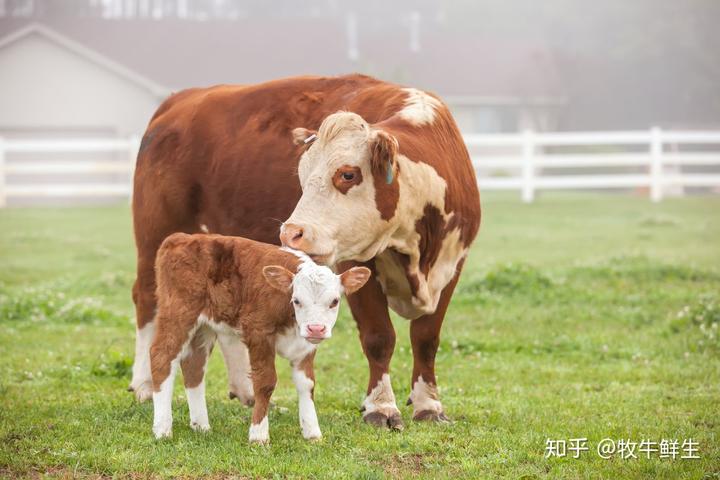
[134,75,395,250]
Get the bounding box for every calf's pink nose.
[306,324,326,337]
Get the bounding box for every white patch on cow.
[276,326,317,364]
[249,416,269,444]
[409,375,443,416]
[362,373,400,418]
[131,321,155,402]
[292,367,321,440]
[398,88,442,126]
[152,359,178,439]
[374,154,467,319]
[199,224,209,233]
[216,331,254,405]
[186,381,210,432]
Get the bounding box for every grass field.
[1,193,719,479]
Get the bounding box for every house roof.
[0,18,565,103]
[0,22,170,97]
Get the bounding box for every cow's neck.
[374,154,467,320]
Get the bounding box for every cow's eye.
[293,298,301,307]
[341,172,355,181]
[329,298,339,308]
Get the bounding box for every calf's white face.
[263,262,370,344]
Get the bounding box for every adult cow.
[130,74,480,428]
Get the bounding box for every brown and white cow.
[131,74,481,429]
[150,232,370,442]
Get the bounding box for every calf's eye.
[342,172,355,181]
[293,298,301,307]
[329,298,339,308]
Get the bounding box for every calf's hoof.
[190,421,210,433]
[413,410,450,423]
[363,410,404,431]
[153,423,173,439]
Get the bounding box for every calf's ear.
[263,265,295,292]
[369,129,399,184]
[339,266,372,294]
[292,127,318,145]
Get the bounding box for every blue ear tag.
[386,159,394,184]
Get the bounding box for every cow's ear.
[339,266,372,295]
[263,265,295,292]
[292,128,317,146]
[369,129,398,184]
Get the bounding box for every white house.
[0,23,169,139]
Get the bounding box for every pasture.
[1,193,719,479]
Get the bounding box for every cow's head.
[280,112,399,265]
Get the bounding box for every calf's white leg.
[186,380,209,432]
[292,366,321,440]
[152,359,178,439]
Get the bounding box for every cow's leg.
[292,351,321,440]
[216,332,254,406]
[408,267,462,422]
[130,255,157,402]
[181,326,215,432]
[343,262,403,430]
[247,340,277,444]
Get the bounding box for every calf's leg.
[150,309,199,438]
[181,326,215,432]
[342,261,403,430]
[247,341,277,444]
[292,352,321,440]
[408,268,462,422]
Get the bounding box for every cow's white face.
[263,261,370,343]
[280,112,398,265]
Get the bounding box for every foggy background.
[2,0,719,134]
[0,0,718,205]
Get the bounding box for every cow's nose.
[280,223,305,249]
[306,324,326,338]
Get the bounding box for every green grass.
[1,192,719,479]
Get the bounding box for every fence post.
[0,137,6,208]
[128,134,141,203]
[650,127,663,202]
[521,129,535,203]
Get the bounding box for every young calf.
[150,233,370,443]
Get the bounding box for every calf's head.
[280,111,398,265]
[262,262,371,344]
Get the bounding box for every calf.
[150,233,370,443]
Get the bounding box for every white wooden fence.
[466,128,720,202]
[1,129,720,206]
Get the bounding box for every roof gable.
[0,22,170,98]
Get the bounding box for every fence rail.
[466,128,720,202]
[1,129,720,206]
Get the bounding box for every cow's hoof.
[413,410,450,423]
[132,382,153,403]
[363,411,405,431]
[228,391,254,407]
